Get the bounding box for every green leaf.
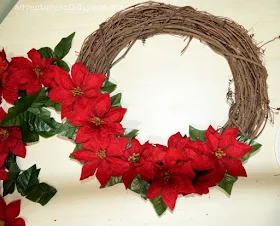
[20,123,39,143]
[237,135,262,162]
[16,165,40,196]
[44,99,61,112]
[57,60,70,72]
[110,93,122,107]
[104,177,123,188]
[129,175,150,198]
[38,47,54,58]
[189,125,206,142]
[4,155,20,176]
[218,173,238,195]
[54,32,75,59]
[57,120,78,140]
[150,196,167,216]
[26,182,57,206]
[100,80,117,93]
[123,128,139,139]
[3,180,16,196]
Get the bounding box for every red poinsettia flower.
[168,132,214,171]
[0,197,25,226]
[69,93,126,146]
[199,126,252,177]
[1,68,20,104]
[121,139,154,188]
[48,62,105,118]
[0,49,8,74]
[9,48,57,94]
[71,136,129,187]
[0,108,26,168]
[147,145,196,210]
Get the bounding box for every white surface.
[276,126,280,167]
[1,0,280,225]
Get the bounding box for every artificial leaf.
[16,165,40,196]
[3,180,16,196]
[189,125,206,142]
[57,60,70,72]
[38,47,54,58]
[124,128,139,139]
[45,99,61,111]
[26,182,57,206]
[100,80,117,93]
[4,154,20,180]
[129,175,150,198]
[237,135,262,162]
[54,32,75,59]
[57,120,78,140]
[150,196,167,216]
[218,173,238,195]
[104,177,123,188]
[20,123,39,143]
[110,93,122,107]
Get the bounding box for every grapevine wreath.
[0,1,276,223]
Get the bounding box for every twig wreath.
[0,1,276,223]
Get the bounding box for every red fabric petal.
[168,132,183,148]
[225,142,252,158]
[107,157,129,176]
[75,125,96,143]
[48,87,71,103]
[71,63,88,87]
[96,160,113,187]
[71,149,97,162]
[10,128,22,140]
[137,162,155,181]
[222,158,247,177]
[184,148,214,170]
[161,187,178,210]
[147,181,162,199]
[102,122,124,136]
[0,107,6,122]
[205,125,219,151]
[171,162,196,179]
[122,170,138,189]
[103,108,126,123]
[107,137,129,157]
[10,217,26,226]
[11,57,32,69]
[82,73,105,90]
[0,153,8,168]
[66,110,88,127]
[5,200,21,223]
[187,140,212,155]
[219,128,239,150]
[27,48,43,66]
[80,161,99,180]
[82,89,99,99]
[94,94,111,117]
[10,142,26,158]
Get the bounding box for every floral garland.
[0,30,263,224]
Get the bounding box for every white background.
[0,0,280,225]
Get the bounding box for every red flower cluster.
[0,108,26,180]
[0,197,25,226]
[72,123,252,210]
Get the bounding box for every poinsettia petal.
[103,108,127,123]
[10,142,26,158]
[82,139,102,152]
[0,107,6,121]
[10,128,22,140]
[75,125,97,143]
[171,162,196,179]
[147,181,162,199]
[94,94,111,117]
[27,48,42,65]
[71,149,97,162]
[80,161,99,180]
[5,200,21,222]
[82,89,100,99]
[205,125,219,151]
[122,170,138,189]
[225,141,252,158]
[137,162,155,181]
[107,137,129,157]
[161,187,178,210]
[10,217,26,226]
[66,110,88,127]
[48,87,72,103]
[188,140,213,155]
[82,73,105,90]
[222,158,247,177]
[11,57,32,69]
[71,63,88,87]
[184,148,214,170]
[0,153,8,168]
[168,132,183,148]
[96,160,113,187]
[102,123,124,136]
[219,128,239,150]
[107,157,129,176]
